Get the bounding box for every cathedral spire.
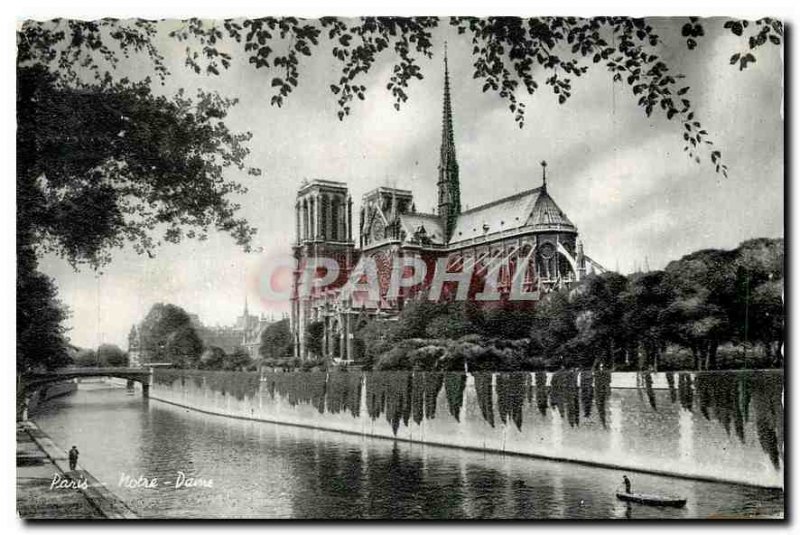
[437,43,461,242]
[441,44,456,162]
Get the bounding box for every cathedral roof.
[399,212,446,245]
[448,186,576,244]
[530,187,576,229]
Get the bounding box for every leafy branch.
[19,16,785,189]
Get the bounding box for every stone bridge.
[17,367,154,421]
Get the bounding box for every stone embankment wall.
[27,381,78,415]
[150,369,783,489]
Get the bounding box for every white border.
[5,1,795,533]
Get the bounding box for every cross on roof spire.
[541,160,548,190]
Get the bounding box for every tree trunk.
[772,340,783,367]
[691,343,699,371]
[608,339,615,370]
[699,342,708,371]
[706,340,718,370]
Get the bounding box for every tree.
[20,17,781,182]
[480,304,531,340]
[747,280,783,366]
[225,347,253,371]
[199,346,227,370]
[731,238,784,365]
[529,289,577,366]
[354,318,396,369]
[74,348,99,368]
[258,319,294,361]
[621,271,675,370]
[17,65,260,269]
[164,325,203,368]
[424,302,483,339]
[304,321,325,358]
[96,344,129,367]
[17,249,71,373]
[393,300,448,340]
[163,16,780,175]
[139,303,198,364]
[663,249,736,369]
[570,272,629,368]
[17,21,260,372]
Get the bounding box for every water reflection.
[32,388,783,519]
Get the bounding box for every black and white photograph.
[15,7,785,521]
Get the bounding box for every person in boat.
[622,475,631,494]
[68,445,79,471]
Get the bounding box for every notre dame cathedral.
[290,55,604,362]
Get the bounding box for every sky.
[34,17,784,350]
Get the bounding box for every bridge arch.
[17,367,154,421]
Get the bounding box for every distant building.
[196,299,274,358]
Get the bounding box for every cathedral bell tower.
[437,47,461,243]
[291,179,354,360]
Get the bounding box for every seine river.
[32,385,783,519]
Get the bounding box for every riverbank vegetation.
[354,238,783,372]
[250,238,782,373]
[72,344,129,367]
[124,237,784,376]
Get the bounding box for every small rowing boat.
[616,492,687,508]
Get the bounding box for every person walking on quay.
[68,446,79,471]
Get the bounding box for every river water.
[32,385,783,519]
